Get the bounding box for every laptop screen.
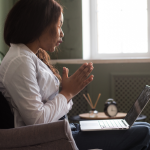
[125,85,150,126]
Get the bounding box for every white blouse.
[0,43,73,127]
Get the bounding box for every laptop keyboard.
[98,120,127,129]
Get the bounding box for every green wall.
[50,0,83,59]
[56,62,150,113]
[0,0,18,60]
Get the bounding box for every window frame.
[82,0,150,60]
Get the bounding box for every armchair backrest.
[0,91,14,129]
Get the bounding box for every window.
[82,0,150,60]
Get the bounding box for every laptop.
[80,85,150,131]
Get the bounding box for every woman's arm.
[4,56,69,125]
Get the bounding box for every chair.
[0,91,78,150]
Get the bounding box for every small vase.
[89,109,98,118]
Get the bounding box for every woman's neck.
[26,41,39,54]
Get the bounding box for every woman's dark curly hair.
[4,0,63,82]
[36,49,62,82]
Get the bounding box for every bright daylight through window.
[97,0,147,54]
[82,0,150,60]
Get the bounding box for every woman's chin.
[49,47,56,53]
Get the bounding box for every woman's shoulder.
[0,44,39,79]
[11,43,38,62]
[6,43,39,66]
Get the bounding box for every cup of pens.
[83,93,101,118]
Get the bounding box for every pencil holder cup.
[89,109,98,118]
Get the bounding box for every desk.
[79,112,126,120]
[69,112,146,122]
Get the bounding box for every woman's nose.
[60,29,64,38]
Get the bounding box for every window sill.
[50,58,150,65]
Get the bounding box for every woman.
[0,0,150,150]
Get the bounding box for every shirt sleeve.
[67,99,73,111]
[4,56,69,125]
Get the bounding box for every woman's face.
[38,12,64,52]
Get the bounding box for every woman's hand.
[60,62,94,102]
